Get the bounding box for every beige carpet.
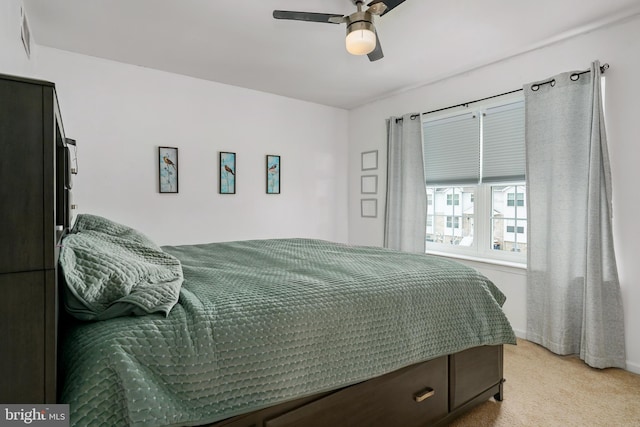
[449,339,640,427]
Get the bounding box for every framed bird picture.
[159,146,178,193]
[266,155,280,194]
[219,152,236,194]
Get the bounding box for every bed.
[57,214,516,427]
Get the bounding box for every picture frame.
[361,199,378,218]
[266,155,281,194]
[158,146,178,193]
[219,152,236,194]
[361,175,378,194]
[361,150,378,171]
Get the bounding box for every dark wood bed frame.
[207,345,504,427]
[0,72,506,426]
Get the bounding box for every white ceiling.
[23,0,640,109]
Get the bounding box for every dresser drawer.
[266,356,448,427]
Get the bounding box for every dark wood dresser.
[0,73,73,403]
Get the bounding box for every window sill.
[425,250,527,270]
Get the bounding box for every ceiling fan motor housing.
[345,11,375,33]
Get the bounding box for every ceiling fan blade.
[368,32,384,62]
[367,0,407,16]
[273,10,344,24]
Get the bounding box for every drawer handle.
[414,387,435,403]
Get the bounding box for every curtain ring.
[531,84,540,91]
[550,79,556,87]
[570,73,580,81]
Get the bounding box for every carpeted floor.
[448,339,640,427]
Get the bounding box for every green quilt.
[61,238,516,427]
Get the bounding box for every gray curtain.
[525,61,625,368]
[384,113,427,253]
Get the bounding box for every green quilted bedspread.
[61,238,516,427]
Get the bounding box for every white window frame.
[423,93,526,267]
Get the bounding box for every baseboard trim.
[625,360,640,375]
[512,328,527,339]
[512,332,640,375]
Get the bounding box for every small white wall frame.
[361,175,378,194]
[361,150,378,171]
[361,199,377,218]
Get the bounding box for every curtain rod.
[530,63,609,92]
[396,63,609,122]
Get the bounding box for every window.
[446,216,461,229]
[447,194,460,206]
[423,96,526,264]
[507,192,525,207]
[506,225,524,233]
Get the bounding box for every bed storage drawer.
[265,356,448,427]
[449,345,503,410]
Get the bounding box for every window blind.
[482,100,526,182]
[423,112,479,185]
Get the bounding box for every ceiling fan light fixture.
[346,27,376,55]
[345,14,376,56]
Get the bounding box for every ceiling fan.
[273,0,407,62]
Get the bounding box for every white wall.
[348,14,640,373]
[28,47,349,246]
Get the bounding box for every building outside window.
[491,185,527,253]
[427,187,473,246]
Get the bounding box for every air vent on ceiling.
[21,6,31,58]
